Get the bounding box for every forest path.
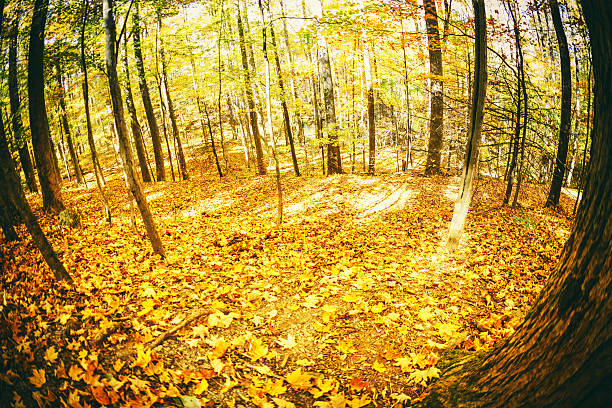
[1,158,574,407]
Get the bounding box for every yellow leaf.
[313,321,331,333]
[272,397,295,408]
[418,307,433,321]
[68,364,84,381]
[372,360,386,373]
[348,394,371,408]
[43,346,58,365]
[113,359,125,372]
[263,379,286,396]
[394,356,412,372]
[342,294,362,303]
[247,337,269,361]
[131,346,152,368]
[276,334,297,349]
[193,378,208,395]
[286,368,311,390]
[295,359,315,367]
[335,339,356,354]
[29,369,46,388]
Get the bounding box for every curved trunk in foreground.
[420,1,612,405]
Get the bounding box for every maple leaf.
[263,379,286,396]
[44,346,58,365]
[272,397,296,408]
[394,356,412,372]
[68,364,84,381]
[348,394,371,408]
[372,360,387,373]
[193,378,208,395]
[349,378,368,392]
[29,368,46,388]
[409,366,440,386]
[286,368,311,390]
[335,339,357,354]
[276,334,297,349]
[418,306,433,321]
[247,336,269,361]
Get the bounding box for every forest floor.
[0,146,576,408]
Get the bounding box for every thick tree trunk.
[8,14,37,193]
[236,1,266,175]
[545,0,572,208]
[420,1,612,405]
[446,0,486,251]
[268,6,300,177]
[318,33,342,174]
[424,0,444,175]
[121,42,152,183]
[55,64,84,185]
[28,0,64,213]
[103,0,164,257]
[133,0,165,182]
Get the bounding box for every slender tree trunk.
[121,42,152,182]
[103,0,164,256]
[424,0,444,175]
[447,0,487,251]
[55,63,84,185]
[360,1,376,174]
[133,0,165,182]
[420,2,612,404]
[204,101,224,178]
[157,8,187,180]
[267,4,300,177]
[236,0,266,175]
[28,0,64,213]
[81,0,111,222]
[401,20,413,169]
[8,14,37,193]
[545,0,572,208]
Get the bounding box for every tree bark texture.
[104,0,165,257]
[55,64,84,185]
[361,2,376,175]
[545,0,572,208]
[236,1,266,175]
[419,1,612,405]
[318,36,342,174]
[121,42,152,183]
[446,0,487,252]
[133,0,165,182]
[28,0,64,213]
[424,0,444,175]
[8,14,37,193]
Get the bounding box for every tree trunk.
[133,0,165,182]
[545,0,572,208]
[157,8,188,180]
[55,63,84,185]
[121,42,152,183]
[258,0,283,225]
[236,1,266,175]
[446,0,487,251]
[360,1,376,175]
[28,0,64,213]
[103,0,164,257]
[268,5,300,177]
[317,21,342,174]
[81,0,111,222]
[419,1,612,404]
[424,0,444,175]
[401,20,413,169]
[8,14,37,193]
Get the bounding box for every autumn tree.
[28,0,65,213]
[447,0,487,251]
[545,0,572,208]
[419,0,612,404]
[424,0,444,175]
[103,0,165,256]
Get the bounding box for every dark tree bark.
[360,1,376,175]
[236,1,266,175]
[8,13,37,193]
[447,0,487,251]
[103,0,164,257]
[28,0,64,213]
[133,0,165,182]
[55,63,84,185]
[419,1,612,404]
[545,0,572,207]
[121,41,152,183]
[424,0,444,175]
